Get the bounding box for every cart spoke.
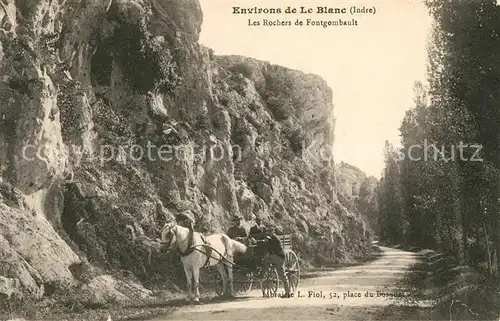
[284,249,300,291]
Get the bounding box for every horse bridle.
[161,225,195,256]
[161,226,176,249]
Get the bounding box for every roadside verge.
[382,242,500,321]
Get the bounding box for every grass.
[384,243,500,321]
[1,271,275,321]
[2,291,209,321]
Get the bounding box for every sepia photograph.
[0,0,499,320]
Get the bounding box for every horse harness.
[177,228,214,268]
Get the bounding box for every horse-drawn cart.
[212,234,300,297]
[160,222,301,301]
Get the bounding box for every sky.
[197,0,433,178]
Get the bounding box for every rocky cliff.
[0,0,371,309]
[335,162,379,237]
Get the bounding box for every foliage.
[38,31,60,64]
[3,38,38,98]
[377,3,500,310]
[110,19,181,95]
[262,67,329,124]
[60,183,182,286]
[356,177,379,235]
[193,111,211,133]
[57,76,85,144]
[377,141,405,244]
[230,116,252,148]
[282,123,304,155]
[91,99,135,146]
[90,45,113,87]
[263,74,295,121]
[229,63,254,78]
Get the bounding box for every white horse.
[160,222,247,302]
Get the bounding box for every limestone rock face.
[0,0,371,305]
[335,162,379,237]
[0,194,77,301]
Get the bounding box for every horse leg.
[192,267,201,302]
[221,235,235,297]
[183,265,193,301]
[226,257,235,297]
[216,263,228,298]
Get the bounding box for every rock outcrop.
[335,162,379,237]
[0,0,371,307]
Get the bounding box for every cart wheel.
[285,250,300,291]
[239,271,253,292]
[261,267,279,297]
[214,271,224,297]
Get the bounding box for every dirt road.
[146,245,438,320]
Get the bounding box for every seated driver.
[249,214,266,236]
[227,215,248,239]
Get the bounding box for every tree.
[378,0,500,279]
[426,0,500,272]
[378,141,405,244]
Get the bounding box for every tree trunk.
[446,218,456,255]
[462,223,468,265]
[491,155,500,277]
[483,220,493,277]
[492,249,497,275]
[491,178,500,277]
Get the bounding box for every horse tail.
[220,234,233,257]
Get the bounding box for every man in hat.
[249,214,266,236]
[227,215,248,239]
